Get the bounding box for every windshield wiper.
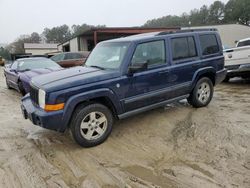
[20,68,31,72]
[88,65,105,70]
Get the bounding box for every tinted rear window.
[65,53,83,60]
[171,36,197,61]
[237,40,250,47]
[199,34,219,55]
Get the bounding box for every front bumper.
[225,63,250,77]
[215,68,227,85]
[21,94,66,132]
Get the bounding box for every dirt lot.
[0,67,249,188]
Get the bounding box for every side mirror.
[128,61,148,74]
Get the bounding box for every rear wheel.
[223,76,230,82]
[188,77,214,108]
[70,103,113,147]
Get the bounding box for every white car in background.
[223,38,250,81]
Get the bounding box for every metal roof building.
[58,27,180,52]
[183,24,250,48]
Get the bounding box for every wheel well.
[197,72,215,85]
[73,97,118,120]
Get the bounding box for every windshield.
[85,42,130,69]
[18,58,60,71]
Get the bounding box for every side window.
[171,36,197,61]
[64,53,73,60]
[237,40,250,47]
[131,40,166,67]
[199,34,219,55]
[51,54,64,62]
[65,53,82,60]
[11,61,18,69]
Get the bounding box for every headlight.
[38,89,46,109]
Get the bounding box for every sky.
[0,0,229,44]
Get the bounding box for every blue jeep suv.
[21,29,226,147]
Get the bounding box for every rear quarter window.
[199,34,219,56]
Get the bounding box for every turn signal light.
[45,103,65,112]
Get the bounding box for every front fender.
[61,88,121,128]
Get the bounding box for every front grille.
[30,85,39,106]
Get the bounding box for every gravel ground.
[0,67,249,188]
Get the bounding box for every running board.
[118,95,189,119]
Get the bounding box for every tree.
[43,24,72,43]
[6,33,42,54]
[0,47,11,60]
[30,32,41,43]
[199,5,210,25]
[71,24,91,37]
[143,1,228,27]
[71,24,106,37]
[208,1,225,24]
[224,0,250,25]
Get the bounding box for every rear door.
[168,35,200,98]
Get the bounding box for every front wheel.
[18,81,26,96]
[5,78,11,89]
[70,103,113,147]
[188,77,214,108]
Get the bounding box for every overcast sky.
[0,0,229,44]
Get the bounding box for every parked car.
[50,52,90,68]
[0,56,5,66]
[224,44,250,81]
[236,38,250,47]
[21,29,226,147]
[4,57,62,95]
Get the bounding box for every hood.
[22,67,63,79]
[31,66,120,92]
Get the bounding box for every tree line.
[144,0,250,27]
[1,0,250,59]
[5,24,105,55]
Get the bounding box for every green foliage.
[43,24,72,44]
[143,0,250,27]
[0,47,11,60]
[71,24,105,38]
[6,32,42,54]
[225,0,250,24]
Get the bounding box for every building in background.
[183,24,250,48]
[58,27,180,52]
[24,43,59,55]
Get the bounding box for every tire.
[188,77,214,108]
[241,75,250,79]
[223,76,230,82]
[70,103,113,147]
[18,81,26,96]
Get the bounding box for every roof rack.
[157,28,218,36]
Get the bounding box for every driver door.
[123,40,171,112]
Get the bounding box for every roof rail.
[157,28,218,36]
